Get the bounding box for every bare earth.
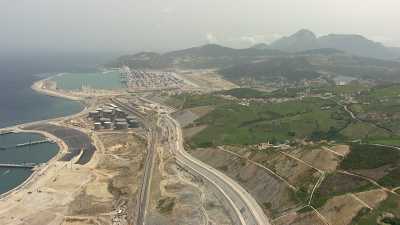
[0,128,146,225]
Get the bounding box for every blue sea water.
[0,52,117,128]
[0,52,117,194]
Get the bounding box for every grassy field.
[220,88,270,99]
[352,194,400,225]
[366,137,400,146]
[332,82,369,95]
[168,84,400,223]
[341,143,400,170]
[189,97,350,147]
[310,172,375,209]
[166,93,232,109]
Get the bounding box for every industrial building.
[88,104,138,130]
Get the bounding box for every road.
[111,98,157,225]
[161,114,270,225]
[114,97,270,225]
[135,127,158,225]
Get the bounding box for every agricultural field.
[185,96,349,147]
[165,84,400,225]
[350,84,400,135]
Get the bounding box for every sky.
[1,0,400,53]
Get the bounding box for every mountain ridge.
[268,29,399,59]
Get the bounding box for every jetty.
[0,130,14,135]
[0,139,54,150]
[0,163,36,169]
[16,139,54,148]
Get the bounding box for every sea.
[0,52,117,194]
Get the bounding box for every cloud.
[161,6,174,14]
[206,33,218,43]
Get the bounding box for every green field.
[310,172,375,209]
[220,88,269,99]
[352,194,400,225]
[341,144,400,170]
[166,94,232,109]
[189,97,350,147]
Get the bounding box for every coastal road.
[117,97,270,225]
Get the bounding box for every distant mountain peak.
[270,29,319,52]
[269,29,398,59]
[292,29,317,39]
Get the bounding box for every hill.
[219,53,400,84]
[109,44,286,69]
[220,57,322,82]
[269,29,400,59]
[269,29,319,52]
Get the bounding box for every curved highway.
[161,114,270,225]
[113,97,270,225]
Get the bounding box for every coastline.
[0,128,69,200]
[31,77,83,101]
[0,76,88,200]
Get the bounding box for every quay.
[0,130,14,135]
[0,139,54,150]
[0,163,36,169]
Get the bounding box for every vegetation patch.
[340,144,400,170]
[220,88,269,99]
[311,172,374,209]
[351,194,400,225]
[156,197,176,214]
[378,167,400,188]
[189,97,349,147]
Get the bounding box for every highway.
[161,114,270,225]
[111,98,157,225]
[114,97,270,225]
[134,128,158,225]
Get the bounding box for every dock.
[16,139,54,148]
[0,139,54,150]
[0,163,36,169]
[0,130,14,135]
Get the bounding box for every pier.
[0,130,14,135]
[0,139,54,150]
[0,163,36,169]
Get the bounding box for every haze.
[1,0,400,53]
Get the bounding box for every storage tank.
[103,121,113,129]
[126,115,136,121]
[96,108,103,117]
[94,122,102,130]
[115,122,128,130]
[115,109,126,118]
[115,118,127,123]
[89,111,99,118]
[99,118,111,125]
[128,120,139,128]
